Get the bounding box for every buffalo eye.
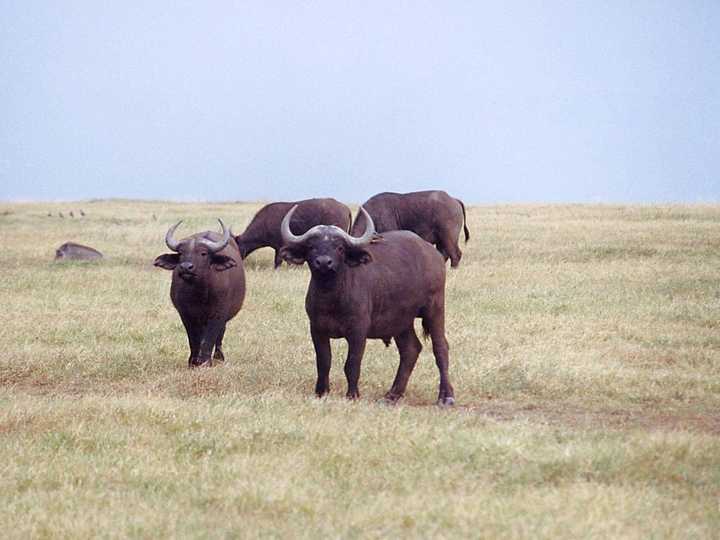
[336,246,345,255]
[200,252,207,257]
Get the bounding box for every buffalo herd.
[152,190,469,406]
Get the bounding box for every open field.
[1,200,719,538]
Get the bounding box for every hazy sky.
[2,1,719,203]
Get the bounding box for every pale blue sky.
[1,1,719,203]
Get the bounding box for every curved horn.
[280,205,325,246]
[281,205,377,248]
[338,206,376,247]
[198,219,230,253]
[165,220,183,252]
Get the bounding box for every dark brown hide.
[154,226,246,367]
[234,198,352,268]
[55,242,103,261]
[351,190,469,268]
[281,210,454,405]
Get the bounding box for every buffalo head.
[280,206,379,277]
[153,219,236,281]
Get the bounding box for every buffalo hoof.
[314,385,330,398]
[380,392,402,405]
[437,396,455,407]
[380,393,402,405]
[213,350,225,363]
[190,358,213,368]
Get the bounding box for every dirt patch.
[460,400,720,435]
[6,377,720,435]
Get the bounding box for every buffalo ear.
[279,245,307,266]
[210,254,237,271]
[345,247,373,267]
[154,253,180,270]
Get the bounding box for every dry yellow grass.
[1,200,719,538]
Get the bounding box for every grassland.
[1,200,719,539]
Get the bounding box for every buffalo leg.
[384,327,423,402]
[273,250,283,269]
[213,325,226,363]
[180,314,202,368]
[425,308,455,406]
[196,319,226,367]
[439,236,462,268]
[436,245,450,264]
[344,334,367,400]
[448,248,462,268]
[311,331,332,397]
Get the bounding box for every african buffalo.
[280,206,455,405]
[55,242,103,261]
[351,190,470,267]
[154,220,245,368]
[234,198,352,268]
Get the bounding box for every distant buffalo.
[351,190,470,267]
[280,206,455,405]
[55,242,103,261]
[154,220,245,368]
[234,198,352,268]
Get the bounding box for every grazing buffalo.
[280,206,455,405]
[351,190,470,267]
[154,220,245,368]
[55,242,103,261]
[234,198,352,268]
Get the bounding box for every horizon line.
[2,197,720,207]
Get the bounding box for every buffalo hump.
[234,198,352,268]
[351,190,469,268]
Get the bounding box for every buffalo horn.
[280,207,346,245]
[280,205,376,248]
[165,221,183,252]
[281,206,324,246]
[198,219,230,253]
[337,207,376,247]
